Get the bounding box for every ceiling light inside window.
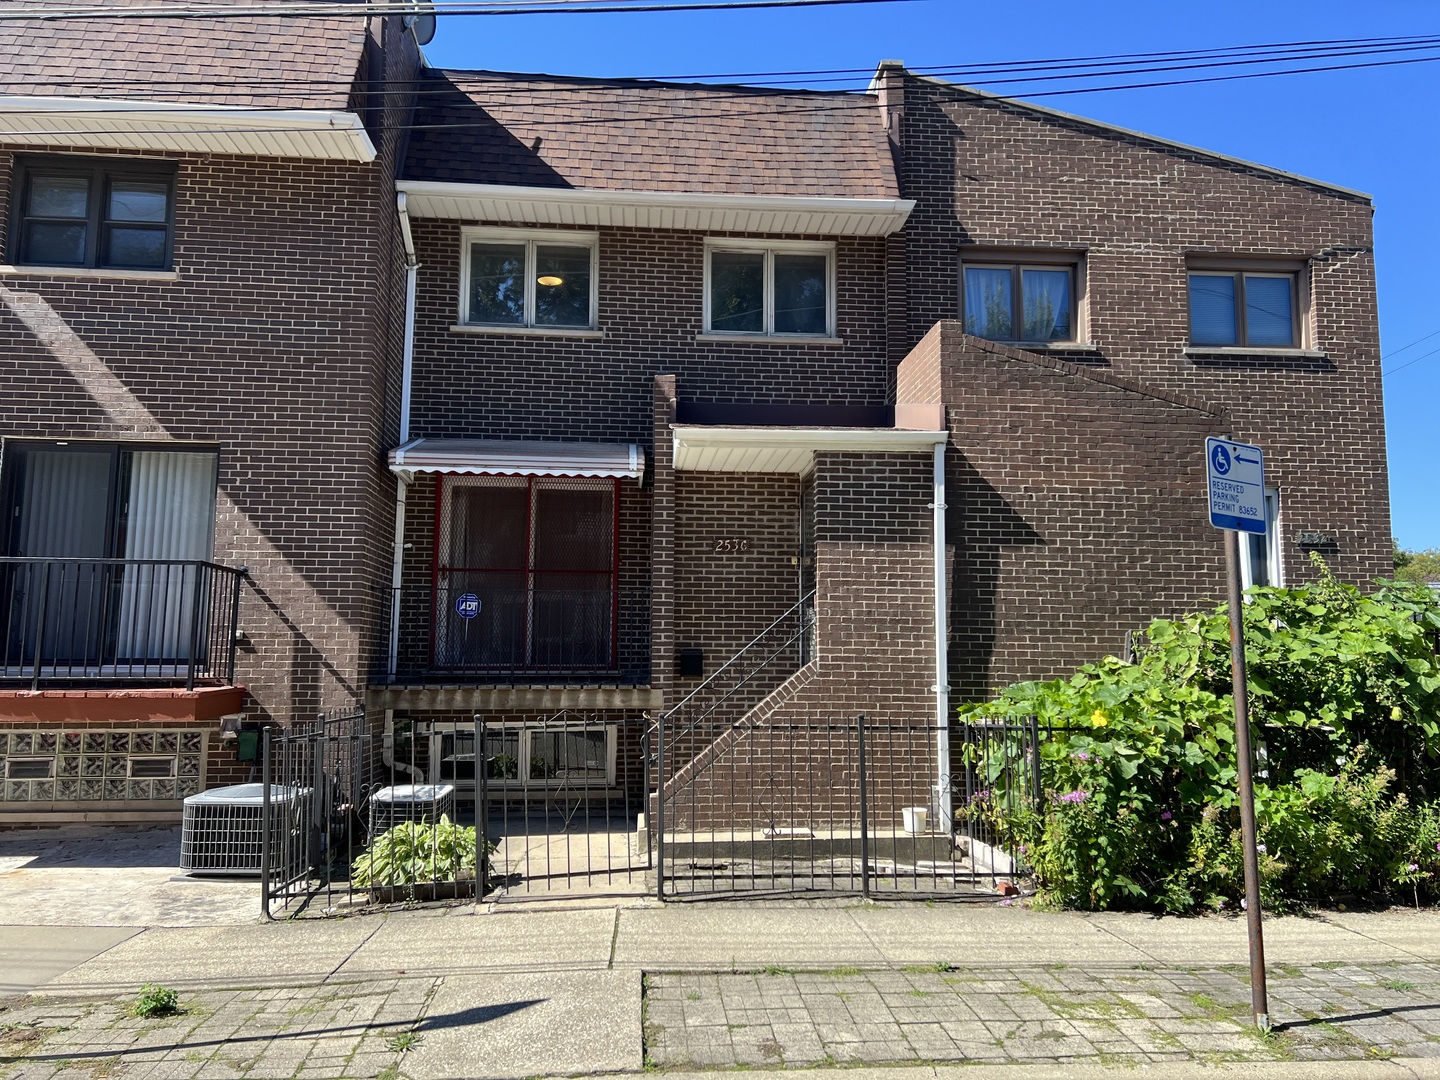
[537,275,563,287]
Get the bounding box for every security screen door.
[434,476,617,671]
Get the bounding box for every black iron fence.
[0,557,244,689]
[653,715,1047,900]
[388,584,651,685]
[258,708,652,916]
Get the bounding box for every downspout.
[388,191,418,682]
[387,192,422,780]
[931,438,952,832]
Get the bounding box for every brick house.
[0,12,1389,833]
[0,1,423,822]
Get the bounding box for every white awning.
[396,181,915,238]
[389,438,645,481]
[673,426,947,474]
[0,97,376,162]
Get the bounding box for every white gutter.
[931,439,952,833]
[388,192,419,683]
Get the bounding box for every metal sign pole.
[1224,528,1269,1030]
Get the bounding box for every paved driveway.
[0,825,257,931]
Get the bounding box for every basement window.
[6,759,54,780]
[128,756,177,779]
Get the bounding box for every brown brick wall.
[0,142,405,725]
[894,76,1391,598]
[901,323,1229,698]
[406,224,893,443]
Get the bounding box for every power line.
[1383,345,1440,380]
[0,0,925,20]
[3,48,1438,139]
[1381,328,1440,362]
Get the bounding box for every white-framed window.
[5,758,53,780]
[704,239,835,337]
[459,227,598,329]
[1239,488,1282,591]
[1188,263,1303,349]
[429,724,618,790]
[960,253,1083,344]
[127,756,177,779]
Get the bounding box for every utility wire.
[3,49,1438,139]
[1383,345,1440,379]
[0,0,925,20]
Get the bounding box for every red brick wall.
[894,75,1391,595]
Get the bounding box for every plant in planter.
[351,815,497,901]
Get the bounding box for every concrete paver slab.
[333,907,617,977]
[612,905,886,969]
[403,970,641,1080]
[1314,911,1440,960]
[39,919,385,994]
[1078,910,1415,965]
[0,925,140,994]
[850,906,1153,966]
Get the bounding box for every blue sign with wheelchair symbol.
[455,593,481,619]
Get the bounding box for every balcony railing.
[389,584,651,685]
[0,558,245,690]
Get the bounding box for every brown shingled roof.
[0,0,367,111]
[402,70,897,199]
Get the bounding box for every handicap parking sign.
[1205,437,1266,535]
[455,593,481,619]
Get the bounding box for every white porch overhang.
[673,426,948,474]
[388,438,645,482]
[395,180,915,238]
[0,97,376,162]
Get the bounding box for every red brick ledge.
[0,685,247,725]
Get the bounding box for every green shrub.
[131,984,180,1019]
[959,562,1440,912]
[351,814,496,891]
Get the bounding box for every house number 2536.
[713,538,751,554]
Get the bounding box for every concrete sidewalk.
[1,901,1438,1079]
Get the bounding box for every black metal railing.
[0,557,244,690]
[389,584,651,685]
[659,590,816,780]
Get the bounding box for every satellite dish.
[412,13,436,45]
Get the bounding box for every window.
[961,258,1078,343]
[0,441,218,667]
[1188,271,1298,348]
[6,759,53,780]
[705,240,835,337]
[460,228,597,329]
[10,156,175,270]
[1239,488,1282,591]
[433,475,617,671]
[430,724,618,791]
[127,756,177,779]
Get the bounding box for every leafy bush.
[958,562,1440,912]
[131,984,180,1019]
[351,815,495,892]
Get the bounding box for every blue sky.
[423,0,1440,551]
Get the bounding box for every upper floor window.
[961,256,1078,344]
[460,227,597,329]
[704,240,835,338]
[1188,270,1299,348]
[10,156,174,271]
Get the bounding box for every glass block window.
[0,728,205,806]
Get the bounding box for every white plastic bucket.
[902,806,928,834]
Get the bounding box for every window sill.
[0,265,179,282]
[1185,346,1325,360]
[1009,341,1099,353]
[449,324,605,340]
[695,333,845,346]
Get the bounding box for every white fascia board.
[674,426,947,473]
[0,96,376,162]
[397,180,915,237]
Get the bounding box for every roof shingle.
[0,0,367,111]
[402,69,897,199]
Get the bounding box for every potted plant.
[351,814,496,903]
